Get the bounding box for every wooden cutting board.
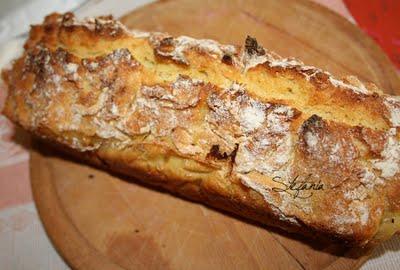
[30,0,400,269]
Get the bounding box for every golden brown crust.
[3,13,400,246]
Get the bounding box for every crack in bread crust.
[3,12,400,246]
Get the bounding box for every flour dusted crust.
[3,13,400,246]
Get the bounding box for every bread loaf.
[3,13,400,246]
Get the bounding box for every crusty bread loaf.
[3,13,400,246]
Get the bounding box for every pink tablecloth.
[0,1,398,269]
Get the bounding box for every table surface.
[0,0,399,269]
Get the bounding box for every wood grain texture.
[31,0,399,269]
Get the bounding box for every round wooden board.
[31,0,399,269]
